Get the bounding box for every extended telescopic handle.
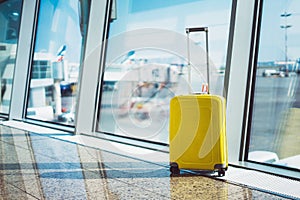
[185,27,210,94]
[186,27,208,33]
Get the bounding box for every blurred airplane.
[56,45,67,62]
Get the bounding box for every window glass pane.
[26,0,90,125]
[0,0,22,114]
[249,0,300,170]
[97,0,232,143]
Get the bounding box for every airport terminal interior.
[0,0,300,199]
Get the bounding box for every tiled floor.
[0,123,294,199]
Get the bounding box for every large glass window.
[248,0,300,170]
[0,0,22,115]
[97,0,232,144]
[26,0,90,126]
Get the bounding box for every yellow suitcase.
[169,94,227,176]
[169,27,228,176]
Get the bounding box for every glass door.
[25,0,90,126]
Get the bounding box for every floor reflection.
[0,124,291,199]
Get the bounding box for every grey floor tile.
[0,181,40,200]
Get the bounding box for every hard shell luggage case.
[169,94,227,176]
[169,27,228,176]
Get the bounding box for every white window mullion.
[75,0,110,134]
[225,0,257,163]
[9,0,38,120]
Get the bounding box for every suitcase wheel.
[217,169,226,177]
[170,162,180,175]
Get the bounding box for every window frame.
[0,0,25,117]
[9,0,38,121]
[224,0,258,163]
[75,0,112,135]
[242,0,300,177]
[228,0,300,179]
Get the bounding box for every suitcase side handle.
[186,27,210,94]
